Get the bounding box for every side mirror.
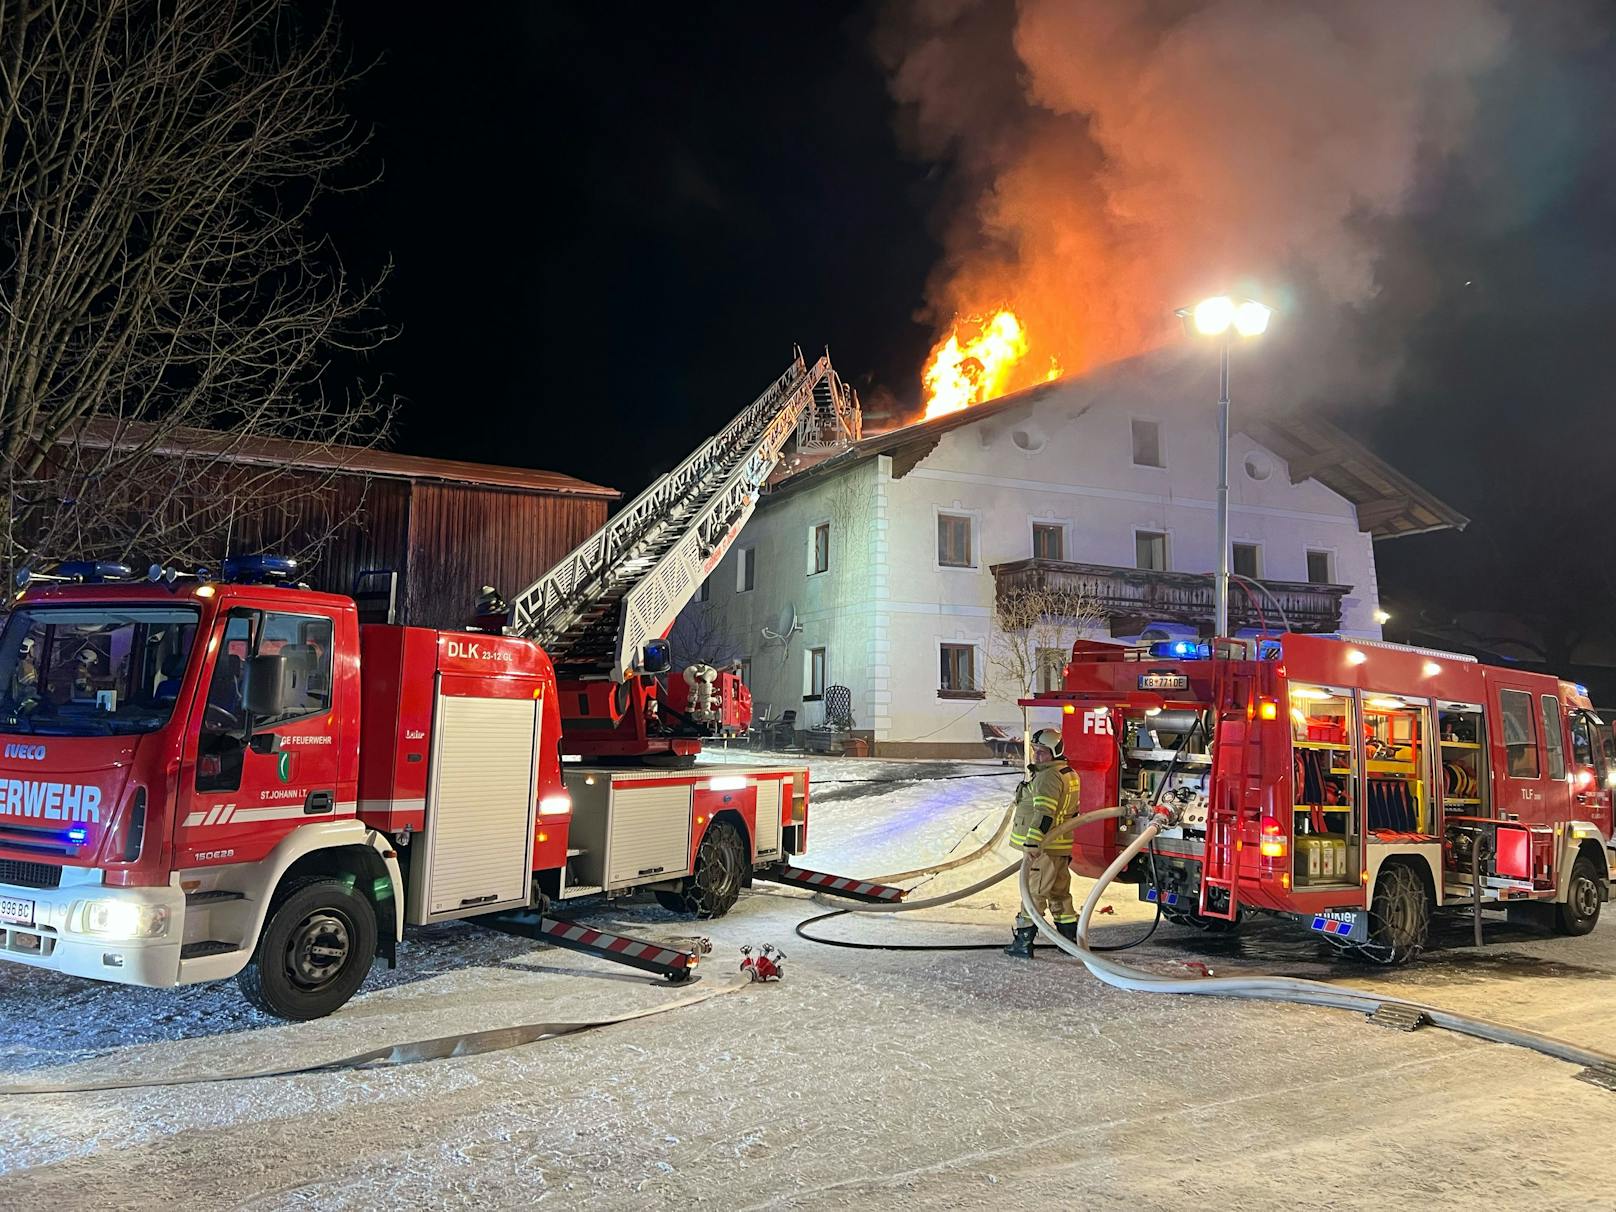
[244,653,290,718]
[640,639,672,675]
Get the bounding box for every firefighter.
[1005,726,1082,958]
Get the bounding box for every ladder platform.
[754,863,907,904]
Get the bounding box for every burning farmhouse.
[674,348,1464,757]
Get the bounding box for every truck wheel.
[1347,862,1430,966]
[238,877,377,1020]
[655,819,746,918]
[1555,854,1604,937]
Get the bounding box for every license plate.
[1139,673,1188,691]
[0,895,35,926]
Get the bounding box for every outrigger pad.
[753,863,907,904]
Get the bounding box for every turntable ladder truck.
[0,351,891,1020]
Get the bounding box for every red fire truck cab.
[1039,634,1616,962]
[0,561,807,1018]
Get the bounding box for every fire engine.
[0,351,871,1019]
[1035,633,1615,962]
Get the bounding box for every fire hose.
[0,980,751,1096]
[1025,809,1616,1078]
[793,807,1153,952]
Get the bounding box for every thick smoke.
[877,0,1513,404]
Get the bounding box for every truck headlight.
[72,899,170,939]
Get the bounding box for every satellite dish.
[761,602,802,645]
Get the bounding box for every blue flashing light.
[57,560,133,584]
[66,825,88,845]
[1577,683,1589,697]
[222,554,299,584]
[1149,640,1208,660]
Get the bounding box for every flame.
[921,310,1030,420]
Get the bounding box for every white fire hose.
[1023,809,1616,1075]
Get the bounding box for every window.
[1135,530,1168,571]
[938,513,974,568]
[1032,523,1064,561]
[736,547,756,593]
[1306,550,1333,585]
[0,604,200,737]
[805,647,826,700]
[739,658,752,687]
[1571,709,1596,770]
[1541,695,1567,781]
[939,643,981,697]
[1037,647,1066,693]
[1499,689,1540,778]
[1131,418,1163,468]
[196,609,333,792]
[696,579,710,603]
[811,522,830,575]
[1232,543,1261,579]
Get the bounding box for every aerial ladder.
[507,348,861,763]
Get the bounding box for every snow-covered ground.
[2,754,1615,1210]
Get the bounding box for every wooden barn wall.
[404,483,609,629]
[226,473,413,601]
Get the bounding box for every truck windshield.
[0,605,200,736]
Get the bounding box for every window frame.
[1135,529,1169,572]
[736,546,756,593]
[809,520,830,576]
[1131,417,1165,469]
[938,641,983,700]
[804,646,826,702]
[1036,646,1067,694]
[1498,688,1541,780]
[1232,542,1262,580]
[936,510,977,570]
[1540,694,1568,781]
[1031,521,1065,562]
[1305,549,1334,586]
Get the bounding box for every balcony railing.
[990,558,1350,634]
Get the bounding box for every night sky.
[317,3,1616,667]
[320,2,934,491]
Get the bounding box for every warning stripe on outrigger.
[755,863,907,904]
[538,917,697,977]
[476,911,699,982]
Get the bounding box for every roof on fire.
[772,351,1466,540]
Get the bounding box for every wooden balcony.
[990,558,1351,635]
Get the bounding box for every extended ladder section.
[1200,661,1266,920]
[509,351,858,679]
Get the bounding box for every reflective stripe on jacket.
[1008,761,1082,854]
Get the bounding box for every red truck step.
[476,912,700,983]
[754,863,908,904]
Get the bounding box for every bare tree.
[985,583,1103,703]
[0,0,391,578]
[668,599,744,669]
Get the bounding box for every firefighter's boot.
[1056,921,1078,944]
[1004,926,1037,958]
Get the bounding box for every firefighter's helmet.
[1031,726,1064,760]
[470,585,509,634]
